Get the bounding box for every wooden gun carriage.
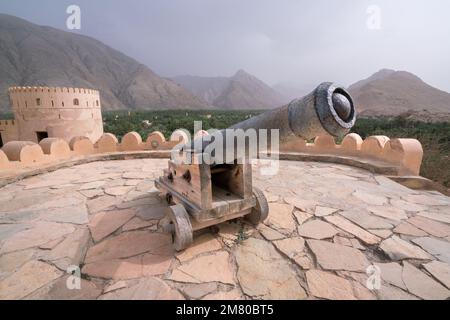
[155,82,356,250]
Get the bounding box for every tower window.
[36,98,41,106]
[51,100,54,107]
[73,98,79,106]
[62,101,64,107]
[96,100,99,106]
[25,101,27,108]
[86,101,89,107]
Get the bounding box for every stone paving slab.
[0,158,450,300]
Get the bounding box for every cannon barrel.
[229,82,355,140]
[180,82,356,158]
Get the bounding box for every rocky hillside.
[349,69,450,117]
[0,14,206,112]
[173,70,284,110]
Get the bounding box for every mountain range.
[0,14,449,118]
[0,14,206,112]
[348,69,450,118]
[172,70,285,109]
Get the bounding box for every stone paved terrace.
[0,158,450,300]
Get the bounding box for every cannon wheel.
[167,204,193,251]
[246,187,269,225]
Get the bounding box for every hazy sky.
[1,0,449,91]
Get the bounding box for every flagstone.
[176,233,222,262]
[99,277,184,300]
[411,237,450,263]
[78,181,105,191]
[417,211,450,224]
[89,209,135,242]
[43,227,90,270]
[374,262,407,290]
[350,238,365,250]
[0,249,35,276]
[87,195,119,213]
[181,282,218,299]
[85,231,172,264]
[265,203,296,234]
[307,239,370,272]
[202,289,243,300]
[82,253,172,280]
[0,223,31,241]
[26,276,102,300]
[104,186,134,196]
[368,229,392,239]
[340,210,394,230]
[283,197,316,213]
[293,210,313,225]
[117,198,161,212]
[122,217,156,231]
[377,284,419,300]
[351,280,377,300]
[352,190,387,206]
[324,215,381,245]
[293,255,312,270]
[79,189,104,198]
[297,220,338,240]
[306,270,356,300]
[402,194,449,206]
[314,206,339,217]
[257,224,285,241]
[402,261,450,300]
[103,281,127,293]
[104,179,126,188]
[122,172,146,179]
[136,204,167,220]
[169,251,234,285]
[422,260,450,289]
[234,238,306,299]
[393,222,428,237]
[406,216,450,238]
[390,199,427,212]
[273,237,305,258]
[333,235,353,247]
[0,260,62,300]
[0,222,75,254]
[379,236,433,261]
[40,205,89,225]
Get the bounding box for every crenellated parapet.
[9,86,101,111]
[279,134,423,176]
[0,131,428,191]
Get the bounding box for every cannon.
[155,82,356,250]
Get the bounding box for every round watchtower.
[8,86,104,143]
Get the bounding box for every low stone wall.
[280,133,423,176]
[0,130,424,184]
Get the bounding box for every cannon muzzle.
[229,82,356,140]
[179,82,356,160]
